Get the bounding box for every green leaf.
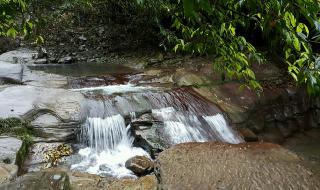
[6,28,17,38]
[36,36,44,44]
[292,36,300,51]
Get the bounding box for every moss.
[15,137,32,168]
[0,117,33,137]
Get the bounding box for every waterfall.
[72,115,149,178]
[152,107,243,145]
[203,114,243,144]
[80,115,132,151]
[163,121,207,144]
[72,84,243,178]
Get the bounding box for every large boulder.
[125,156,154,176]
[155,142,320,190]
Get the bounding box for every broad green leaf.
[6,28,17,38]
[292,36,300,51]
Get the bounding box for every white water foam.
[152,107,243,145]
[72,83,155,95]
[203,114,243,144]
[72,115,149,178]
[163,121,207,144]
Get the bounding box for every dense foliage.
[156,0,320,95]
[1,0,320,95]
[0,0,32,37]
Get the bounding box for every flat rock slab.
[155,142,320,190]
[0,136,22,164]
[0,85,84,120]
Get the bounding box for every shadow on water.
[284,129,320,178]
[27,63,138,77]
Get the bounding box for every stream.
[29,63,243,178]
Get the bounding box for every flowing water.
[70,80,243,178]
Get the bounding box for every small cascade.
[72,83,244,178]
[163,121,207,144]
[152,107,243,145]
[72,115,149,178]
[203,114,243,144]
[80,115,131,151]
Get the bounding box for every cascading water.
[81,115,130,150]
[72,83,243,178]
[203,114,242,144]
[72,115,149,178]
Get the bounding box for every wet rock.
[33,58,48,64]
[36,47,48,59]
[69,171,157,190]
[0,163,18,184]
[58,56,74,64]
[155,142,320,190]
[133,122,168,158]
[238,128,258,142]
[0,168,70,190]
[49,57,58,63]
[131,114,155,128]
[125,156,154,176]
[0,136,22,164]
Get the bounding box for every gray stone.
[0,62,23,82]
[0,48,37,63]
[33,58,48,64]
[0,136,22,164]
[58,56,74,64]
[0,86,85,121]
[31,113,79,142]
[37,47,48,59]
